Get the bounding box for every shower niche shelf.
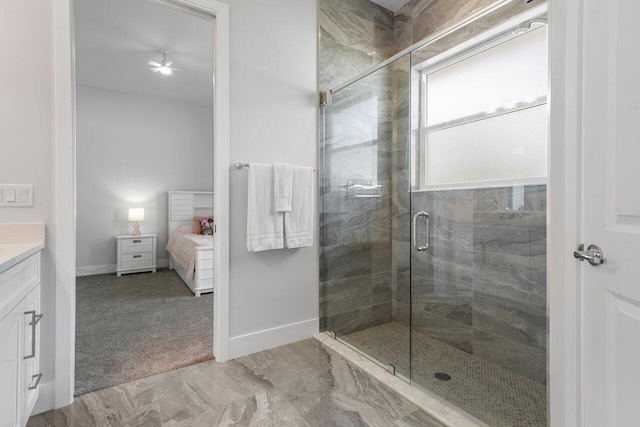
[342,182,382,199]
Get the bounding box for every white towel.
[284,166,314,248]
[247,163,284,252]
[273,163,292,212]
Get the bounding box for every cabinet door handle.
[23,311,43,360]
[133,240,142,243]
[28,373,42,390]
[133,255,142,259]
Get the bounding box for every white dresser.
[116,234,157,276]
[0,224,44,427]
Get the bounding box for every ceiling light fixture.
[148,49,182,76]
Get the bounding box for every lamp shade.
[128,208,145,222]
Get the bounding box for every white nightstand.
[116,234,157,276]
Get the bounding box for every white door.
[581,0,640,425]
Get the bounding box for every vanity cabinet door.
[0,252,42,427]
[20,284,42,427]
[0,303,22,427]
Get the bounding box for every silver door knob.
[574,244,605,266]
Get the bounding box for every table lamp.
[128,208,144,236]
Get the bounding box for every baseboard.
[32,380,55,415]
[76,263,116,276]
[228,317,319,359]
[76,259,169,277]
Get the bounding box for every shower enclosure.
[320,1,548,426]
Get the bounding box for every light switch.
[0,184,33,207]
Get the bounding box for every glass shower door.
[408,13,549,427]
[321,54,413,380]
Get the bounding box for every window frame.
[414,15,549,191]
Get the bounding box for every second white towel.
[273,163,292,212]
[284,166,315,249]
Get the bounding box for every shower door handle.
[412,211,430,252]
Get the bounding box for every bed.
[167,191,214,297]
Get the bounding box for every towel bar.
[234,162,315,172]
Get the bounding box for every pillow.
[200,218,214,235]
[192,216,213,234]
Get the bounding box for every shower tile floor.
[342,322,547,427]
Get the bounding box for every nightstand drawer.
[122,253,152,263]
[121,260,154,270]
[121,245,152,255]
[121,237,153,247]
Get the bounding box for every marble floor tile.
[175,359,276,409]
[278,353,417,427]
[214,390,310,427]
[31,338,445,427]
[236,339,332,390]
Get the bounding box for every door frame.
[548,0,583,425]
[52,0,230,409]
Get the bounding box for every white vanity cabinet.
[0,252,43,427]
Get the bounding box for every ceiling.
[74,0,213,107]
[370,0,412,12]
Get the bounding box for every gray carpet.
[75,269,213,396]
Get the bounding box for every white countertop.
[0,223,45,274]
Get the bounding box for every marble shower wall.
[319,0,395,92]
[319,0,536,92]
[319,0,399,333]
[394,0,531,51]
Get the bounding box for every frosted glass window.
[425,105,547,186]
[426,27,547,126]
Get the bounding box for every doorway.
[73,0,216,395]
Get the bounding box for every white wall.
[0,0,56,393]
[226,0,319,353]
[75,85,213,273]
[1,0,319,412]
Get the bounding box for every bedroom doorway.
[72,0,216,395]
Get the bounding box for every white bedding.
[166,226,213,279]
